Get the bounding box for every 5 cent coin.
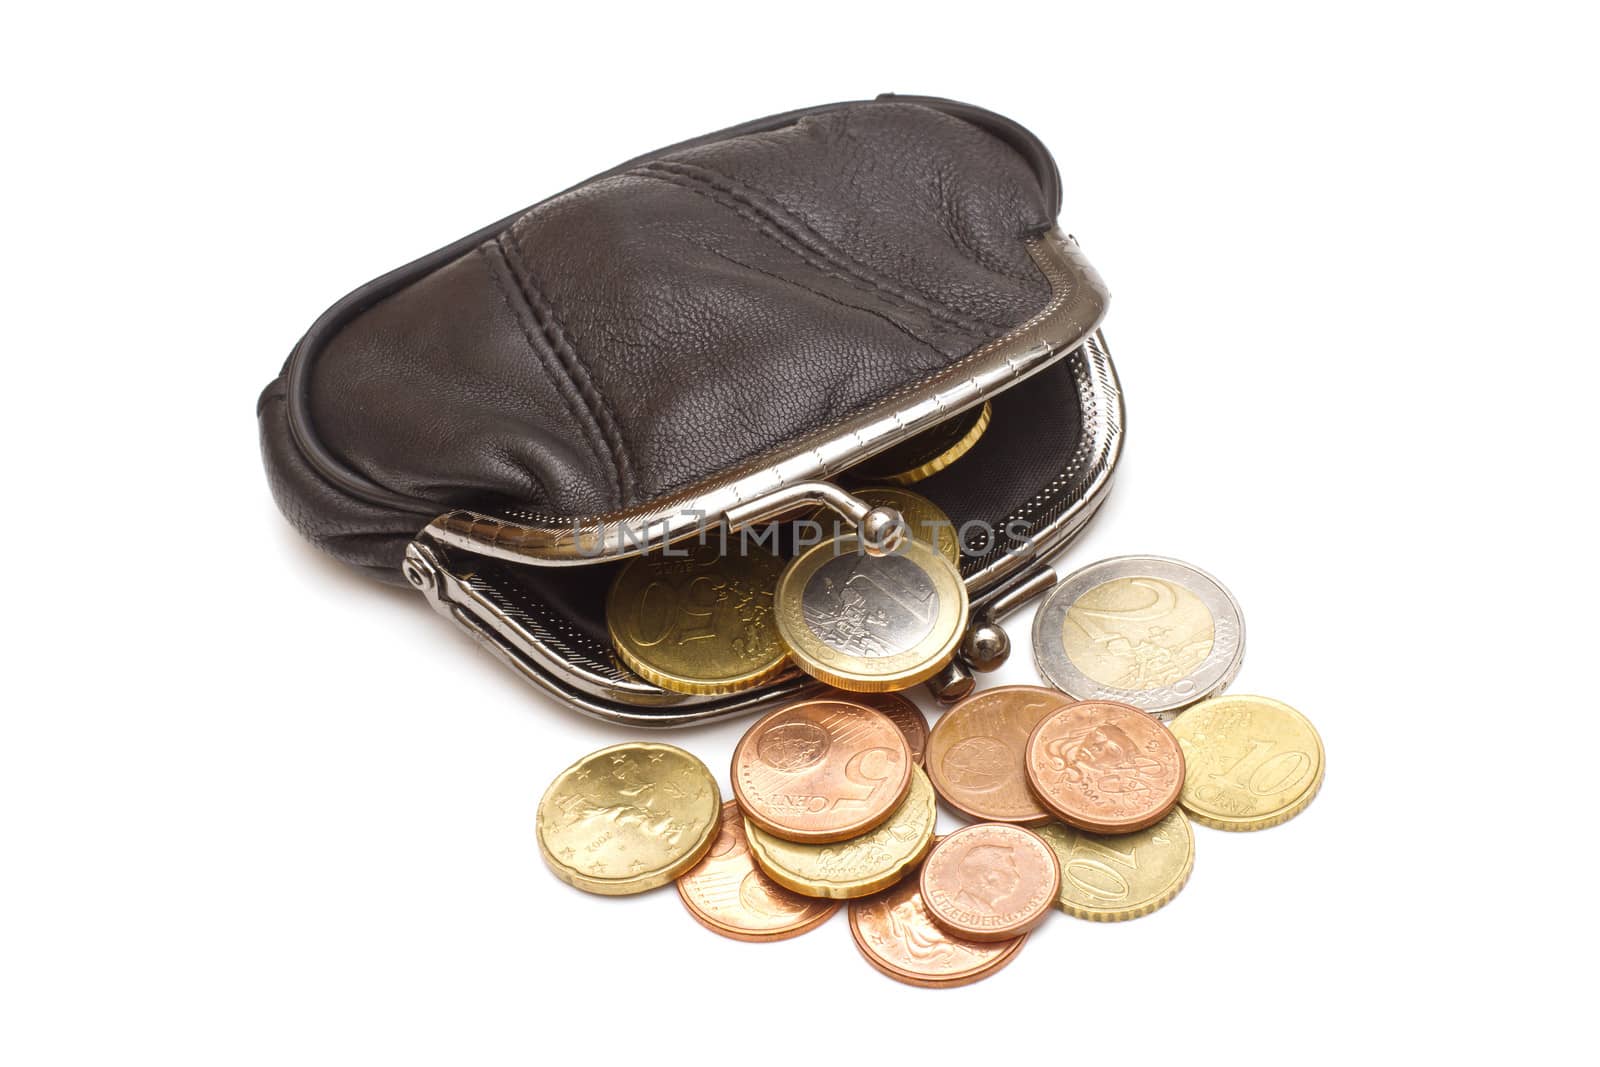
[675,802,839,941]
[925,685,1074,825]
[537,743,721,895]
[919,824,1060,942]
[732,699,912,843]
[1168,695,1325,831]
[1025,700,1185,834]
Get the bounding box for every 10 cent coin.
[1035,807,1195,921]
[1168,694,1325,831]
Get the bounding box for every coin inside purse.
[405,333,1121,726]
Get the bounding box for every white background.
[3,2,1594,1063]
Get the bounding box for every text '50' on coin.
[919,824,1060,942]
[925,685,1075,825]
[732,700,912,844]
[606,539,789,695]
[849,401,992,485]
[1168,695,1325,831]
[1031,556,1245,720]
[537,743,720,896]
[1026,701,1185,834]
[744,767,937,900]
[1036,808,1195,921]
[848,862,1027,988]
[776,534,968,693]
[676,802,838,941]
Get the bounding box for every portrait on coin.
[1041,713,1169,795]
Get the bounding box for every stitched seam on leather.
[495,232,636,504]
[479,242,625,507]
[638,159,1013,333]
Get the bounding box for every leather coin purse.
[258,94,1123,726]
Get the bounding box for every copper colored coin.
[925,685,1075,825]
[853,691,930,766]
[732,699,913,844]
[848,870,1027,988]
[1025,700,1186,833]
[918,823,1061,942]
[676,802,839,942]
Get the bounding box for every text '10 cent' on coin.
[848,857,1028,988]
[537,743,721,896]
[732,699,912,844]
[1031,556,1245,721]
[919,824,1060,942]
[1025,700,1185,834]
[849,401,992,485]
[925,685,1075,825]
[776,534,968,693]
[675,801,839,942]
[607,538,789,695]
[1035,807,1195,921]
[744,766,938,900]
[1168,695,1325,831]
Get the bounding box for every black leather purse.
[258,94,1123,725]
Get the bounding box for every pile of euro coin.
[539,537,1327,987]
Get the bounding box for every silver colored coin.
[1031,555,1244,721]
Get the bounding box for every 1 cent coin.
[731,699,912,843]
[924,685,1074,825]
[1035,807,1195,921]
[1168,695,1325,831]
[848,863,1027,988]
[537,743,721,895]
[675,802,839,941]
[918,824,1060,942]
[1025,701,1185,834]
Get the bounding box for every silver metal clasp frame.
[402,229,1123,726]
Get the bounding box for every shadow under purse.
[258,94,1123,725]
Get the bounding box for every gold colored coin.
[1035,808,1195,921]
[850,401,992,485]
[775,535,968,693]
[607,538,789,695]
[536,743,721,895]
[805,487,959,566]
[743,767,938,899]
[1168,695,1325,831]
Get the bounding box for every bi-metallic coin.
[1032,555,1245,721]
[775,534,968,693]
